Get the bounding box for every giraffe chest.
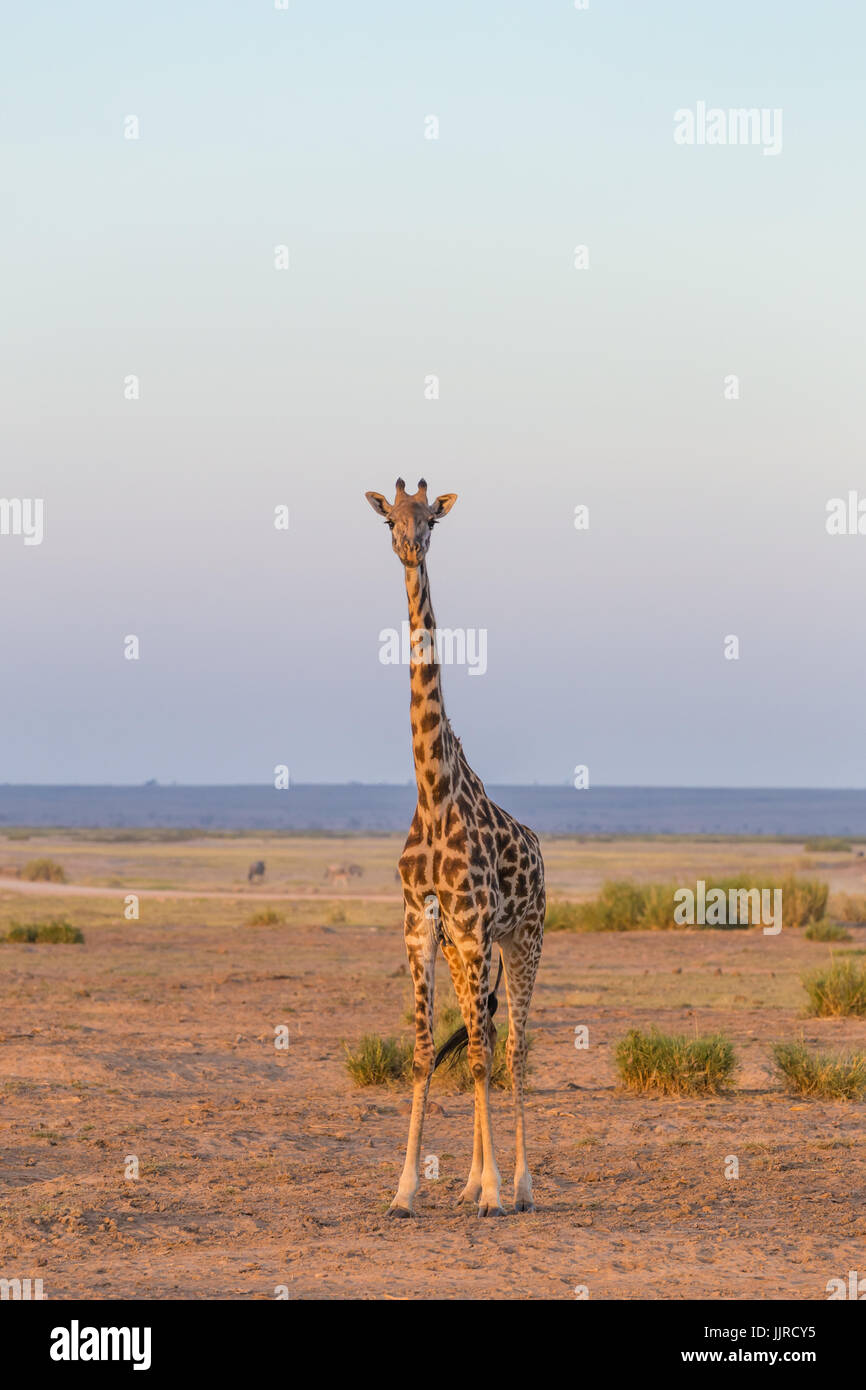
[399,799,544,938]
[399,814,502,921]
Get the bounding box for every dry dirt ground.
[2,834,866,1300]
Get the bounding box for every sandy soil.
[1,835,866,1300]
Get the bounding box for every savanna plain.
[2,831,865,1300]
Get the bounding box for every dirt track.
[0,878,399,904]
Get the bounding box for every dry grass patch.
[832,894,866,924]
[20,857,67,883]
[245,908,284,927]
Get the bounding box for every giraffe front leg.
[458,1009,498,1206]
[439,940,483,1206]
[501,929,541,1213]
[457,1105,483,1206]
[389,908,436,1218]
[464,947,503,1217]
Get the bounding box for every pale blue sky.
[2,2,865,786]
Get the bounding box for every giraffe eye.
[387,520,395,530]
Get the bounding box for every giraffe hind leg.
[500,917,543,1213]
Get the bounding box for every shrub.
[246,908,283,926]
[772,1040,866,1100]
[343,1035,412,1086]
[804,837,852,853]
[5,919,83,944]
[802,959,866,1017]
[615,1027,736,1096]
[20,858,66,883]
[804,920,851,943]
[546,881,652,932]
[585,880,648,931]
[546,876,827,932]
[831,894,866,923]
[781,877,829,928]
[544,900,586,932]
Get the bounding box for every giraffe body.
[366,478,545,1217]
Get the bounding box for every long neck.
[405,559,454,815]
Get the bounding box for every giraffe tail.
[433,954,503,1071]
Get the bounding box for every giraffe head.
[365,478,457,568]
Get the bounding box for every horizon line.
[2,783,866,794]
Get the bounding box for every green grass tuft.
[615,1027,736,1095]
[802,958,866,1017]
[4,919,84,944]
[772,1040,866,1100]
[804,837,852,853]
[343,1035,413,1086]
[804,920,851,943]
[344,1003,526,1091]
[433,1005,518,1092]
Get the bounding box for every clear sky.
[2,1,865,787]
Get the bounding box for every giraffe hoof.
[477,1202,506,1218]
[514,1198,536,1213]
[387,1201,414,1218]
[456,1189,482,1208]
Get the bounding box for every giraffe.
[365,478,545,1217]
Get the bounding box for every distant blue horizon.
[3,785,866,836]
[3,782,866,791]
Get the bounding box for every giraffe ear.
[365,491,391,518]
[431,493,457,519]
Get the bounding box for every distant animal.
[247,860,266,883]
[365,478,545,1218]
[324,862,363,886]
